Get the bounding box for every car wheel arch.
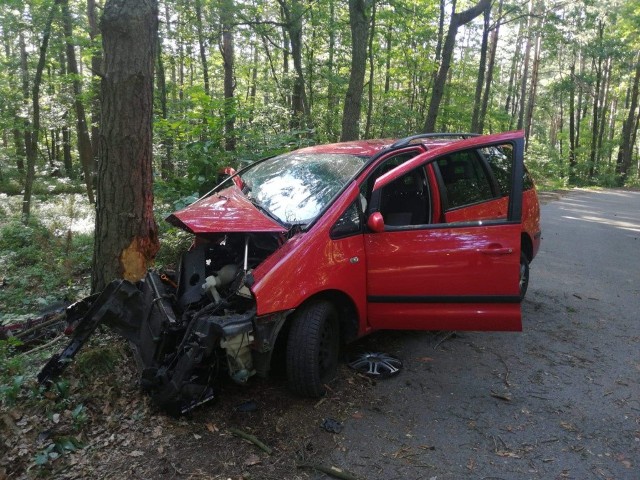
[280,290,360,345]
[521,232,533,262]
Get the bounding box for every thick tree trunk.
[93,0,160,292]
[423,0,491,133]
[62,0,95,204]
[341,0,372,141]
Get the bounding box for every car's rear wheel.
[286,301,339,397]
[519,252,530,300]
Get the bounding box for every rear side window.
[436,151,493,209]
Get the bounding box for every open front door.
[364,131,525,332]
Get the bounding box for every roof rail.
[390,132,480,149]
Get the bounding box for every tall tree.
[62,0,95,204]
[22,0,60,222]
[616,55,640,184]
[423,0,491,133]
[92,0,159,292]
[340,0,372,141]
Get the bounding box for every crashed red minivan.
[41,130,541,414]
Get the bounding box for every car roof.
[292,134,478,158]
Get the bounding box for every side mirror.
[367,212,385,233]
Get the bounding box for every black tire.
[519,252,530,300]
[286,301,340,397]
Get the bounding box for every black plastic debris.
[320,418,343,434]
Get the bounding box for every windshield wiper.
[248,197,289,228]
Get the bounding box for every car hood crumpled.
[165,186,288,234]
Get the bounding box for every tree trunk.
[478,0,502,134]
[220,0,236,150]
[516,0,534,131]
[524,19,543,149]
[194,0,210,96]
[423,0,491,133]
[569,58,577,180]
[364,1,376,139]
[279,0,309,127]
[62,0,95,204]
[341,0,372,141]
[87,0,102,164]
[616,56,640,184]
[470,3,490,133]
[22,2,59,222]
[156,35,173,179]
[93,0,160,292]
[62,126,73,177]
[325,0,337,138]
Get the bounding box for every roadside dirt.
[2,188,638,480]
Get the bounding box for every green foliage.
[0,216,93,316]
[0,337,26,406]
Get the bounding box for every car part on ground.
[348,352,403,377]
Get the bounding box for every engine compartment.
[39,231,289,415]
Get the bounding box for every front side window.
[241,153,366,224]
[436,150,494,209]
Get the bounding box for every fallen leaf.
[244,454,261,466]
[206,423,218,433]
[129,450,144,457]
[496,451,521,458]
[193,434,202,440]
[352,412,363,419]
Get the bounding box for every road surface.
[328,189,640,479]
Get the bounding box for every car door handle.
[477,246,513,255]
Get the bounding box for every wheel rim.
[348,352,403,377]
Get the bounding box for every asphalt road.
[328,189,640,480]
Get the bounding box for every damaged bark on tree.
[92,0,160,292]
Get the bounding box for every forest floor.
[2,188,639,480]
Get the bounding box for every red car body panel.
[172,129,537,339]
[166,185,287,234]
[251,182,369,328]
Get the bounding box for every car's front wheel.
[519,252,530,300]
[286,301,339,397]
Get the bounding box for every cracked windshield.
[241,153,365,224]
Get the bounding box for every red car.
[163,130,540,401]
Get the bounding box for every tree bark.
[341,0,372,141]
[569,58,577,180]
[93,0,160,292]
[62,0,95,204]
[325,0,337,138]
[423,0,491,133]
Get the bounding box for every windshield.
[240,152,366,224]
